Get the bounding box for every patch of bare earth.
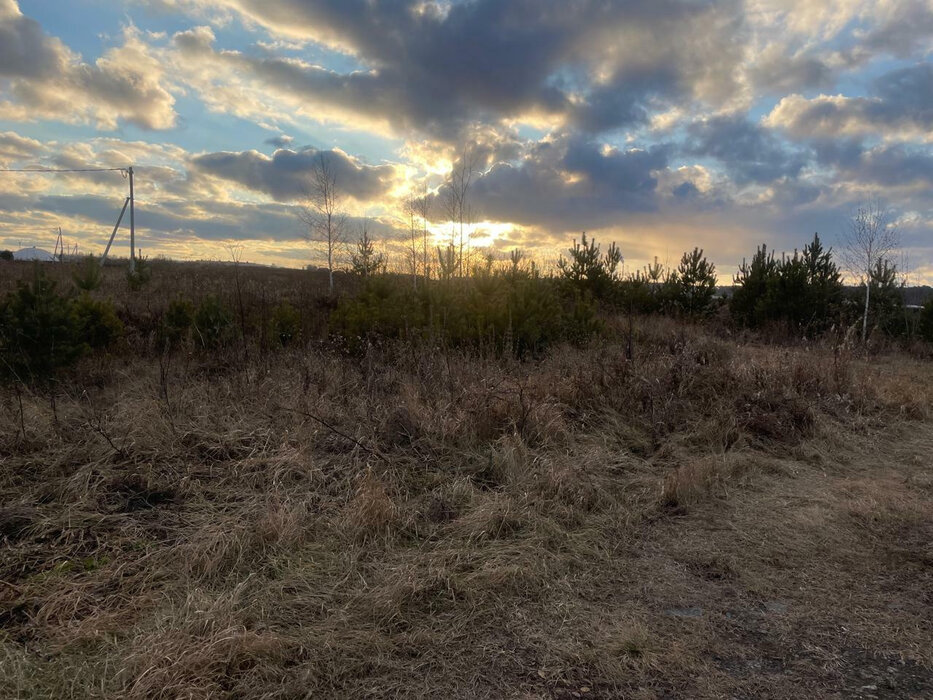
[1,330,931,698]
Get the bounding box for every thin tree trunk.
[233,260,249,369]
[328,213,334,295]
[861,280,871,343]
[423,224,429,285]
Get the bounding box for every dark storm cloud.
[265,134,294,149]
[463,136,669,231]
[872,63,933,117]
[175,0,744,138]
[672,181,699,199]
[572,66,680,133]
[860,147,933,187]
[0,191,32,211]
[0,2,65,79]
[762,180,823,209]
[190,147,398,202]
[811,138,866,171]
[563,138,669,192]
[685,116,808,185]
[816,141,933,188]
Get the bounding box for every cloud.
[746,44,835,94]
[765,64,933,141]
[265,134,293,149]
[857,0,933,56]
[0,133,324,266]
[460,135,669,232]
[166,0,745,140]
[0,130,41,161]
[0,2,176,129]
[190,147,400,202]
[815,141,933,188]
[858,146,933,188]
[685,115,808,185]
[2,1,933,279]
[1,124,930,281]
[740,0,933,99]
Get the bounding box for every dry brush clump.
[1,296,931,697]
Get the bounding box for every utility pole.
[128,166,136,272]
[100,197,130,265]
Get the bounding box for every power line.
[0,167,128,173]
[1,164,138,271]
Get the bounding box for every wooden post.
[128,166,136,272]
[101,197,130,265]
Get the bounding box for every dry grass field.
[1,261,932,698]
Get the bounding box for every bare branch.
[299,152,347,294]
[840,195,901,343]
[442,146,478,277]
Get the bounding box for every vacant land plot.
[1,290,931,698]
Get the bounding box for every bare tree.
[405,191,420,289]
[841,197,899,343]
[399,183,431,284]
[442,147,478,277]
[299,152,346,295]
[416,184,431,285]
[464,203,478,274]
[225,244,249,365]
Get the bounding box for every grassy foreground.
[1,311,932,698]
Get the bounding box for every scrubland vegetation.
[1,241,932,698]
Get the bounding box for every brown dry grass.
[1,302,932,698]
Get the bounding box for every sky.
[0,0,931,281]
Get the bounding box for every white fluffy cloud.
[765,64,933,142]
[0,2,176,129]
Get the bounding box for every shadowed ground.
[1,328,931,698]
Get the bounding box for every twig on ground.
[270,402,389,463]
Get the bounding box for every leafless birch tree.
[399,184,431,284]
[443,148,477,277]
[415,184,431,285]
[841,197,899,343]
[299,152,346,295]
[405,191,421,289]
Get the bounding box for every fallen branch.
[271,403,389,463]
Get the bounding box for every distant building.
[13,247,57,262]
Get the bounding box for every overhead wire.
[0,167,128,173]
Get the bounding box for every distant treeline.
[1,233,932,389]
[329,231,930,351]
